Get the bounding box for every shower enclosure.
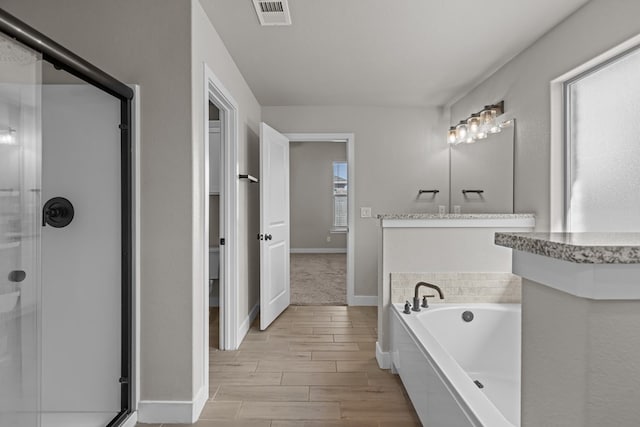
[0,10,133,427]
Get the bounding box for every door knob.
[8,270,26,283]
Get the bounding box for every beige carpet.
[290,253,347,305]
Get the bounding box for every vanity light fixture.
[447,101,511,144]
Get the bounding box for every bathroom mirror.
[449,122,515,213]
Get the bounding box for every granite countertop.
[377,213,535,220]
[495,232,640,264]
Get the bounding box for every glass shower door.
[0,33,42,427]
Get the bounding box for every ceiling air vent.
[252,0,292,26]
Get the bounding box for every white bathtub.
[390,303,520,427]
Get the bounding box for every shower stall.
[0,10,134,427]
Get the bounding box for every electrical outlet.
[360,207,372,218]
[438,205,446,216]
[326,236,331,242]
[453,205,461,214]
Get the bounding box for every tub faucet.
[412,282,444,311]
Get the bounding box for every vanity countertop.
[495,232,640,264]
[377,213,535,220]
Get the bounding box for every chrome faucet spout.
[412,282,445,311]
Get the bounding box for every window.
[333,161,348,229]
[564,45,640,231]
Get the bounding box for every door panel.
[0,33,41,427]
[259,123,290,330]
[41,85,120,416]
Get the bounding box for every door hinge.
[118,123,128,130]
[119,377,129,384]
[220,238,225,245]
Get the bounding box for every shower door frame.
[0,9,134,427]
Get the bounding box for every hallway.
[140,306,420,426]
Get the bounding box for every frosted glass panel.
[567,46,640,231]
[0,33,42,427]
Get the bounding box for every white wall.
[289,141,347,250]
[449,0,640,231]
[263,106,449,296]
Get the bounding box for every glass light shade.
[447,127,457,144]
[476,131,488,140]
[467,115,481,133]
[466,135,476,143]
[455,122,467,143]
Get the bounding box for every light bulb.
[467,115,481,134]
[476,131,488,140]
[455,122,467,144]
[447,127,457,144]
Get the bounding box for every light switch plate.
[360,207,372,218]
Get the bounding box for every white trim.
[121,412,138,427]
[239,303,260,343]
[130,84,141,415]
[138,385,208,424]
[351,295,378,306]
[290,248,347,254]
[284,133,356,305]
[381,217,535,229]
[513,250,640,300]
[376,341,391,369]
[550,32,640,232]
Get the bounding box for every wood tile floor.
[138,305,421,427]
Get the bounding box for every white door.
[259,123,290,330]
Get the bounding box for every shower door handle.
[8,270,26,283]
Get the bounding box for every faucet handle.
[403,301,412,314]
[421,294,436,308]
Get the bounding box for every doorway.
[203,64,240,361]
[284,133,355,305]
[289,140,348,305]
[208,102,222,350]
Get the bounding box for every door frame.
[284,133,357,305]
[203,64,240,372]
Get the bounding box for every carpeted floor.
[290,253,347,305]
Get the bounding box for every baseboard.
[376,341,391,369]
[138,385,208,424]
[290,248,347,254]
[238,302,260,343]
[350,295,377,306]
[192,384,208,422]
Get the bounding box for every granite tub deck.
[495,232,640,264]
[494,231,640,427]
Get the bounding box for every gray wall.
[3,0,262,404]
[2,0,194,401]
[449,0,640,231]
[263,106,449,297]
[289,141,347,250]
[522,279,640,426]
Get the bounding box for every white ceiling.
[201,0,590,107]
